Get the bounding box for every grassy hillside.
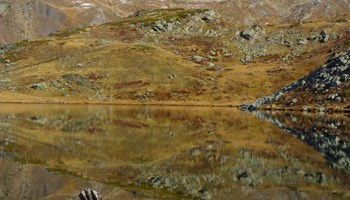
[0,9,349,106]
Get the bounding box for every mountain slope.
[0,9,349,105]
[1,0,350,45]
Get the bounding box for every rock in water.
[76,188,104,200]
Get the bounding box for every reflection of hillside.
[0,159,136,200]
[253,111,350,173]
[0,104,349,199]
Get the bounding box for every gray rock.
[202,15,212,22]
[75,63,83,68]
[331,76,341,86]
[167,73,177,79]
[237,171,261,187]
[76,188,103,200]
[240,55,252,63]
[31,116,48,125]
[51,81,62,89]
[192,55,203,63]
[241,25,265,40]
[316,172,326,185]
[296,38,308,45]
[284,40,292,47]
[191,149,201,156]
[152,21,166,32]
[319,30,330,43]
[207,62,215,68]
[31,82,47,90]
[0,79,11,84]
[307,32,318,41]
[202,10,216,22]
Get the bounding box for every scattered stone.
[240,25,265,40]
[295,169,305,176]
[95,39,108,46]
[296,38,308,46]
[207,62,215,68]
[50,81,62,89]
[167,73,177,79]
[191,149,201,156]
[130,10,144,17]
[201,10,216,22]
[31,116,48,125]
[75,63,83,68]
[240,55,252,64]
[31,82,47,90]
[168,131,176,137]
[152,22,165,32]
[76,188,103,200]
[192,55,203,63]
[316,172,326,185]
[0,79,11,84]
[319,30,330,43]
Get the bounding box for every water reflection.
[0,104,349,199]
[252,111,350,173]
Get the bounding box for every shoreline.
[239,106,350,113]
[1,92,348,112]
[0,91,242,107]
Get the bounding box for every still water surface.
[0,104,349,199]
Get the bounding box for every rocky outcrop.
[248,48,350,109]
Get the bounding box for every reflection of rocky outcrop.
[253,111,350,173]
[1,105,350,199]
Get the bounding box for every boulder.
[192,55,203,63]
[307,32,318,41]
[31,82,47,90]
[152,21,166,32]
[240,25,265,40]
[240,55,252,63]
[76,188,103,200]
[319,30,330,43]
[296,38,308,45]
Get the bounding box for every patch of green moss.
[132,44,156,51]
[30,39,51,45]
[50,26,91,37]
[4,52,21,62]
[15,41,30,47]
